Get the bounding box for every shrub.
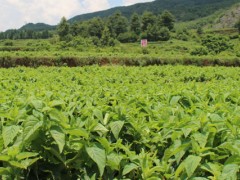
[159,27,171,41]
[91,36,101,46]
[4,40,13,46]
[118,32,138,43]
[190,47,208,56]
[175,29,189,41]
[142,48,149,54]
[202,35,233,54]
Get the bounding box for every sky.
[0,0,154,32]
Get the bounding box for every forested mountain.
[20,23,55,31]
[69,0,239,23]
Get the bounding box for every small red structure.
[141,39,148,47]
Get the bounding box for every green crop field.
[0,66,240,179]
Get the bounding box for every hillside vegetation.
[212,3,240,29]
[70,0,240,22]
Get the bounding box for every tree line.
[0,29,51,40]
[57,10,175,45]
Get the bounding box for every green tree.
[70,22,81,36]
[235,18,240,34]
[141,11,156,32]
[146,25,171,41]
[57,17,70,40]
[159,27,171,41]
[107,11,128,38]
[118,32,138,43]
[130,13,141,35]
[202,35,233,54]
[146,24,160,41]
[88,17,104,38]
[101,26,111,46]
[159,10,175,31]
[197,26,203,35]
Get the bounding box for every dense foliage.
[0,66,240,179]
[0,10,174,43]
[0,29,52,40]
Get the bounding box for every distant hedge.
[0,56,240,68]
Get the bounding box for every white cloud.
[0,0,110,31]
[122,0,154,6]
[0,0,155,32]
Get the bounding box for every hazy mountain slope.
[20,23,55,31]
[69,0,240,23]
[176,3,240,30]
[212,3,240,29]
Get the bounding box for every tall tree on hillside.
[107,11,128,38]
[141,11,156,32]
[159,10,175,31]
[88,17,104,38]
[57,17,70,40]
[130,13,141,35]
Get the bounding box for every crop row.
[1,55,240,67]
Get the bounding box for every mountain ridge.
[20,23,55,31]
[69,0,240,23]
[2,0,240,32]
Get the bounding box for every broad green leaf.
[122,163,139,176]
[109,121,124,139]
[30,99,43,111]
[21,157,39,168]
[9,161,25,169]
[220,164,238,180]
[201,163,221,179]
[107,152,123,170]
[175,160,185,178]
[16,152,38,161]
[23,116,43,143]
[48,100,65,108]
[97,137,113,153]
[66,128,89,139]
[192,132,208,148]
[50,126,65,153]
[93,109,103,122]
[43,146,65,163]
[2,125,20,147]
[0,167,11,175]
[103,113,110,125]
[163,143,190,161]
[184,155,201,177]
[93,123,109,135]
[0,136,4,152]
[182,127,192,138]
[86,145,106,176]
[49,109,69,128]
[170,96,181,105]
[173,140,186,165]
[7,146,20,157]
[146,177,161,180]
[225,155,240,165]
[84,173,96,180]
[0,155,10,161]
